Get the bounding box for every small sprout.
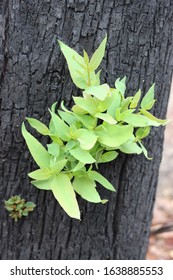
[4,195,36,222]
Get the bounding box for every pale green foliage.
[22,35,167,219]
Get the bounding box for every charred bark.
[0,0,173,259]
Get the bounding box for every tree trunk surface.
[0,0,173,260]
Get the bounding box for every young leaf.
[26,118,50,135]
[73,175,102,203]
[100,151,119,163]
[88,170,115,192]
[76,129,98,150]
[50,111,70,141]
[50,159,67,174]
[95,124,133,148]
[47,143,60,157]
[58,40,87,89]
[119,141,142,154]
[138,141,152,160]
[140,109,168,126]
[130,89,141,109]
[121,113,149,127]
[95,112,117,124]
[135,127,151,140]
[28,168,51,180]
[58,110,77,125]
[73,96,98,115]
[74,114,96,129]
[31,178,53,190]
[141,84,156,110]
[22,123,50,168]
[51,173,80,219]
[90,35,107,70]
[84,84,110,101]
[115,77,126,96]
[69,146,96,164]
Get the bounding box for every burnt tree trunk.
[0,0,173,260]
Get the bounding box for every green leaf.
[74,114,96,129]
[119,141,142,154]
[135,127,151,140]
[84,84,110,101]
[50,111,70,141]
[26,118,50,135]
[88,170,115,191]
[90,35,107,70]
[73,96,98,115]
[121,113,149,127]
[76,129,98,150]
[22,123,50,168]
[47,143,60,157]
[140,109,168,126]
[28,168,52,180]
[115,77,126,96]
[130,89,141,109]
[141,84,156,110]
[51,102,57,113]
[138,141,152,160]
[95,112,117,124]
[58,40,87,89]
[83,49,90,65]
[73,175,102,203]
[50,159,67,174]
[51,173,80,219]
[31,178,53,190]
[107,89,121,117]
[100,151,119,163]
[58,110,77,125]
[69,146,96,164]
[95,124,133,148]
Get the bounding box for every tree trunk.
[0,0,172,260]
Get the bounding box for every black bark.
[0,0,173,260]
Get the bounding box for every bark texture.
[0,0,173,259]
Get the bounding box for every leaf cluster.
[4,195,36,222]
[22,35,167,220]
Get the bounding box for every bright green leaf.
[50,111,70,141]
[58,40,87,89]
[84,84,110,101]
[28,168,51,180]
[95,124,133,148]
[115,77,126,96]
[31,178,53,190]
[95,112,117,124]
[140,109,168,126]
[22,123,50,168]
[119,140,142,154]
[100,151,119,163]
[47,143,60,157]
[141,84,156,110]
[73,96,98,115]
[138,141,152,160]
[88,170,115,192]
[90,35,107,70]
[76,129,98,150]
[69,146,96,164]
[26,118,49,135]
[51,173,80,219]
[130,89,141,109]
[73,175,102,203]
[135,127,151,140]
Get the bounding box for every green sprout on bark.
[4,195,36,222]
[21,35,167,220]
